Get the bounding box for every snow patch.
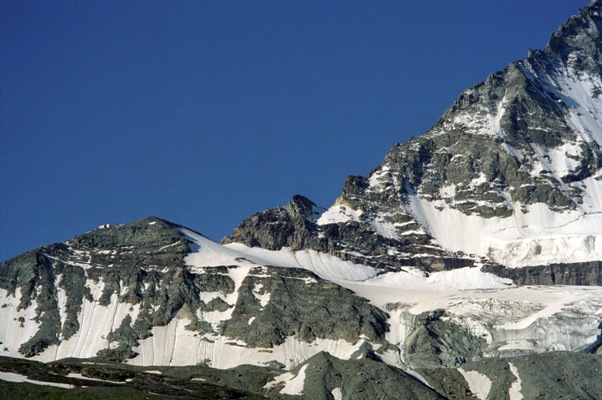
[67,372,126,384]
[458,368,492,400]
[331,387,343,400]
[508,362,523,400]
[469,173,488,189]
[0,371,75,389]
[360,267,511,292]
[317,205,363,225]
[265,364,308,395]
[129,315,365,369]
[223,244,378,282]
[0,288,41,357]
[440,184,456,198]
[252,283,270,308]
[547,142,582,177]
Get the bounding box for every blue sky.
[0,1,588,260]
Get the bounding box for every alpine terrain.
[2,2,602,399]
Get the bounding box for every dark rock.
[483,262,602,285]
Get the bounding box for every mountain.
[2,216,601,399]
[2,2,602,399]
[225,0,602,281]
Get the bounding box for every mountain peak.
[544,1,602,73]
[68,216,183,251]
[285,194,320,220]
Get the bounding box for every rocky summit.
[2,2,602,399]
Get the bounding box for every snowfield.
[2,229,597,373]
[406,193,602,267]
[172,232,602,369]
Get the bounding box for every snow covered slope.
[0,217,599,374]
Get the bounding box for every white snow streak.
[331,387,343,400]
[317,205,363,225]
[0,371,75,389]
[406,191,602,268]
[458,368,492,400]
[265,364,308,395]
[508,362,523,400]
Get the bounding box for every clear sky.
[0,1,589,261]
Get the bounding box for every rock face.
[0,217,388,364]
[418,352,602,400]
[483,261,602,285]
[0,217,189,358]
[401,309,487,369]
[222,193,474,273]
[220,266,388,348]
[222,195,325,252]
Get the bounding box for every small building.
[98,224,112,230]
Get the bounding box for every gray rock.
[419,352,602,400]
[483,261,602,285]
[271,351,445,400]
[220,266,389,347]
[402,310,487,369]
